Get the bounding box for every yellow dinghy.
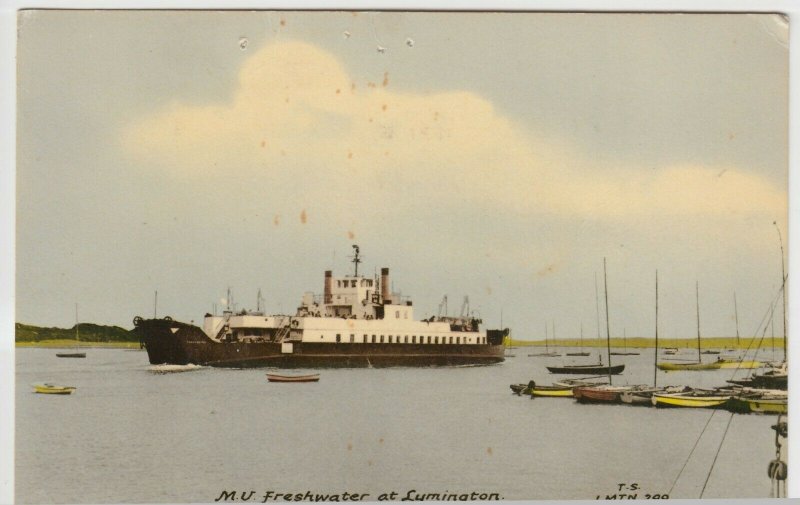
[656,361,722,371]
[531,385,574,398]
[746,397,787,414]
[651,390,731,408]
[33,383,76,395]
[717,360,763,370]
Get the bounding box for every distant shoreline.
[15,339,141,349]
[509,337,784,350]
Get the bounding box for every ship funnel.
[381,268,391,304]
[324,270,332,304]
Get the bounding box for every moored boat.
[572,385,630,403]
[651,389,732,408]
[33,383,76,395]
[267,373,320,383]
[133,246,507,368]
[656,360,723,371]
[56,352,86,358]
[547,363,625,375]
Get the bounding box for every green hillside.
[15,322,137,343]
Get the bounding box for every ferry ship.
[133,247,508,368]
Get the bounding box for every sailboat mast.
[580,322,584,352]
[595,272,601,340]
[154,290,158,319]
[733,291,740,347]
[544,322,549,352]
[654,270,659,388]
[75,303,79,342]
[603,258,612,384]
[774,221,787,360]
[696,281,701,363]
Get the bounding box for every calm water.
[16,347,785,503]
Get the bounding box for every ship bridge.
[297,246,413,321]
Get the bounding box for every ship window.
[363,334,368,343]
[427,336,431,344]
[372,334,376,343]
[320,335,324,339]
[457,337,460,344]
[412,336,416,343]
[435,336,439,344]
[395,310,400,318]
[350,334,355,343]
[380,335,384,343]
[352,280,357,287]
[404,336,408,343]
[449,336,453,344]
[389,335,393,343]
[336,334,341,343]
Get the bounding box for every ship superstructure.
[134,246,507,367]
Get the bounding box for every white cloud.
[122,40,786,229]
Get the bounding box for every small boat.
[56,352,86,358]
[529,352,560,357]
[547,363,625,375]
[727,362,787,389]
[701,350,720,355]
[651,389,732,408]
[511,380,576,398]
[610,351,640,356]
[57,304,87,359]
[33,383,76,395]
[726,389,788,414]
[566,352,590,356]
[656,360,722,371]
[717,359,763,370]
[662,348,679,355]
[266,373,320,383]
[530,321,561,357]
[620,386,691,406]
[573,385,631,403]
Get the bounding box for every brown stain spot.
[367,460,372,466]
[300,209,307,224]
[348,151,354,159]
[347,230,355,240]
[537,264,557,277]
[347,442,353,451]
[379,438,384,444]
[273,215,281,226]
[728,132,736,140]
[486,286,492,296]
[351,11,358,17]
[260,140,266,148]
[382,104,387,112]
[285,97,290,104]
[382,72,389,87]
[351,82,357,92]
[336,88,341,94]
[368,117,373,123]
[487,447,493,456]
[367,82,376,88]
[347,320,355,329]
[434,111,439,121]
[280,150,286,156]
[280,18,286,26]
[384,151,389,156]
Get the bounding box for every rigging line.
[699,412,736,499]
[668,408,719,496]
[725,283,785,380]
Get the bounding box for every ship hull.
[134,318,505,368]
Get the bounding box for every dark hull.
[134,317,506,368]
[573,387,622,403]
[546,364,625,375]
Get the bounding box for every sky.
[14,10,790,341]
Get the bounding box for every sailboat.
[656,282,721,371]
[553,259,624,378]
[528,321,560,357]
[56,303,86,358]
[566,323,590,356]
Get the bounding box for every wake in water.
[148,364,204,374]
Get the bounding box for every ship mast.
[351,244,362,277]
